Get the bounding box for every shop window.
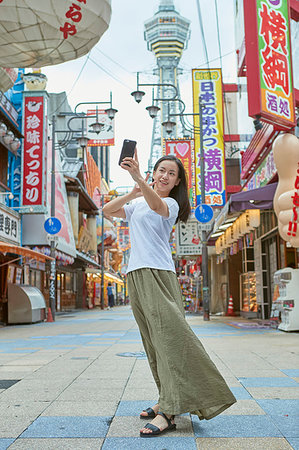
[0,150,8,189]
[73,273,77,292]
[65,272,72,292]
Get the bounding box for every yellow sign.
[192,68,226,207]
[77,226,93,253]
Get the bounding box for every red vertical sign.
[164,139,195,207]
[22,96,44,206]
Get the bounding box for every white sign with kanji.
[0,206,20,245]
[175,219,202,256]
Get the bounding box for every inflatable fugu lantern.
[0,0,111,68]
[273,133,299,248]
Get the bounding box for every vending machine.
[273,268,299,332]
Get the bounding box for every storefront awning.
[76,250,101,268]
[104,271,124,285]
[230,182,277,213]
[0,242,54,262]
[86,268,124,286]
[210,182,277,238]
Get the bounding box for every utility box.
[8,284,46,324]
[273,268,299,332]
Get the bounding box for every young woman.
[103,150,236,438]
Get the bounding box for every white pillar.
[67,192,79,246]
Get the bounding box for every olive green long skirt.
[127,268,236,420]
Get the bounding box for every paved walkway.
[0,306,298,449]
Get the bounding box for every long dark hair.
[153,155,191,223]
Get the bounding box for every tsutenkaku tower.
[144,0,190,172]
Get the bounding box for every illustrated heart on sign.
[176,143,189,158]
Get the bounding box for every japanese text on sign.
[164,139,195,209]
[287,163,299,238]
[60,0,87,40]
[22,96,44,206]
[0,207,20,244]
[175,220,202,256]
[192,69,226,207]
[87,109,115,146]
[0,91,18,124]
[256,0,295,126]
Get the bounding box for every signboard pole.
[49,115,56,321]
[100,194,105,310]
[199,98,210,321]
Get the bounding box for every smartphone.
[118,139,137,166]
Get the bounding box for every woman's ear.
[175,178,181,186]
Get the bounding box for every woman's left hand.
[120,148,142,183]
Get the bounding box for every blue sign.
[195,204,214,224]
[44,217,62,235]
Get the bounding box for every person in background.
[103,150,236,438]
[107,282,115,308]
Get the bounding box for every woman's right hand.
[130,173,153,198]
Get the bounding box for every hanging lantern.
[0,0,111,68]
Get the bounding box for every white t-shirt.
[124,197,179,274]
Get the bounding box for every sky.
[41,0,237,191]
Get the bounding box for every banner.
[164,139,195,208]
[192,68,226,207]
[22,94,47,209]
[87,109,115,146]
[244,0,295,130]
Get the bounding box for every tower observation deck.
[144,0,190,172]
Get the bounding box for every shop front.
[0,240,53,324]
[86,268,124,308]
[212,182,294,319]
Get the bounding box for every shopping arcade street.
[0,306,298,449]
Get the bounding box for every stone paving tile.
[9,438,104,449]
[192,415,282,437]
[0,439,15,450]
[0,365,41,373]
[0,417,34,438]
[247,387,299,399]
[20,416,112,438]
[41,401,119,417]
[57,388,124,402]
[222,377,242,387]
[239,377,299,387]
[229,386,252,399]
[195,437,293,449]
[221,399,265,415]
[270,416,299,438]
[232,369,289,378]
[107,415,193,437]
[282,370,299,377]
[121,387,159,401]
[0,401,49,418]
[256,399,299,416]
[287,437,299,450]
[102,437,197,449]
[116,400,156,417]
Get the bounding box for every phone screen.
[118,139,137,166]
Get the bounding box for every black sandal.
[140,407,157,419]
[140,411,176,437]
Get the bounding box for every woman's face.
[153,160,181,197]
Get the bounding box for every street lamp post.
[100,193,105,309]
[132,76,210,320]
[49,114,57,321]
[48,97,118,319]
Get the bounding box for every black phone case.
[118,140,136,165]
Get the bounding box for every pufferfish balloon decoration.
[273,133,299,248]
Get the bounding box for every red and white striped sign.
[22,96,45,206]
